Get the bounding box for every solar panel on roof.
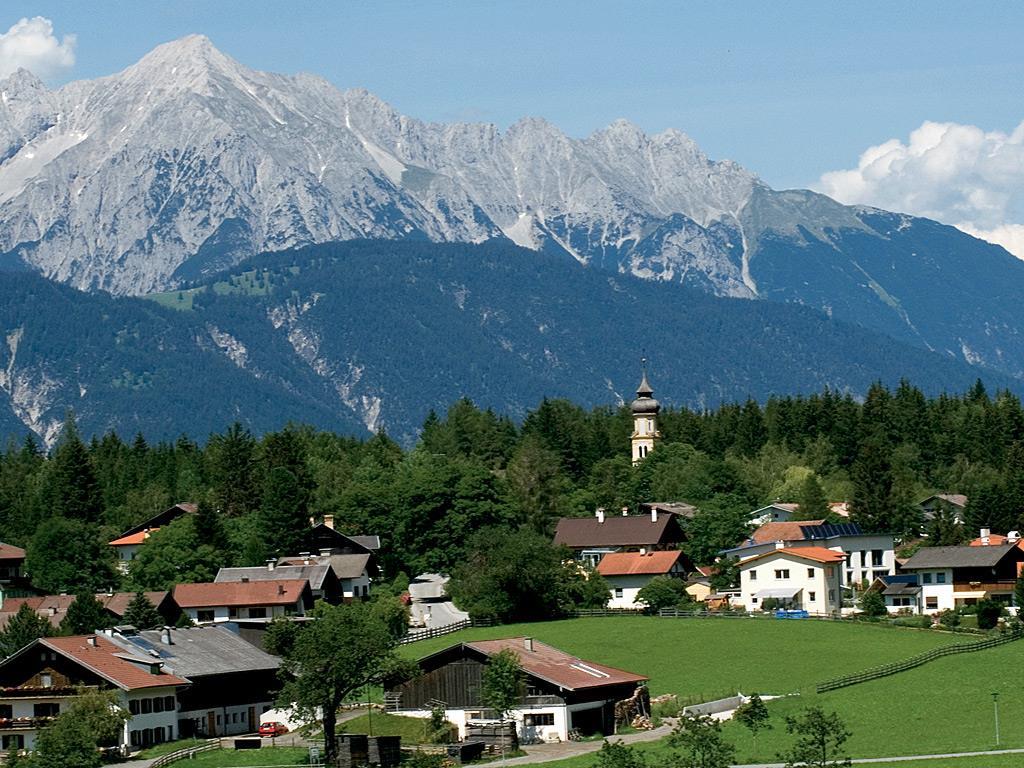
[800,523,863,539]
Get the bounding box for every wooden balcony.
[953,582,1015,594]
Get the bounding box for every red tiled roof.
[463,638,647,691]
[1,595,76,628]
[742,546,846,566]
[749,520,826,545]
[173,579,308,608]
[41,636,187,691]
[109,529,159,547]
[597,550,682,576]
[0,542,25,561]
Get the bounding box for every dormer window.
[40,674,52,688]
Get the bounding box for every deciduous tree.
[481,649,524,758]
[667,712,736,768]
[779,707,852,768]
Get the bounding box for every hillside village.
[0,374,1021,766]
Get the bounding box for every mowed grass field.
[402,616,955,698]
[401,617,1024,763]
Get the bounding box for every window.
[2,735,24,750]
[248,607,267,619]
[926,596,938,610]
[750,596,758,604]
[154,697,165,713]
[807,568,816,578]
[0,704,12,719]
[872,549,885,567]
[774,569,790,579]
[228,608,238,619]
[40,673,52,688]
[232,712,238,723]
[34,703,59,718]
[614,588,623,599]
[860,550,867,568]
[936,572,947,584]
[129,700,140,715]
[526,685,543,697]
[828,590,835,602]
[808,592,816,602]
[845,570,853,583]
[196,610,215,623]
[141,698,152,715]
[922,573,932,584]
[749,570,757,581]
[164,696,175,711]
[525,713,555,726]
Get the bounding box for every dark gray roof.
[901,543,1017,569]
[642,502,698,519]
[348,535,381,551]
[215,564,331,590]
[323,553,372,579]
[106,625,279,678]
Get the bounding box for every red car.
[259,722,289,737]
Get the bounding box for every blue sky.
[2,2,1023,253]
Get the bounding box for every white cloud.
[0,17,76,81]
[817,120,1024,259]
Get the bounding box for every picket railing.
[400,617,493,645]
[816,625,1024,693]
[148,739,219,768]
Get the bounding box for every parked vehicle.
[258,721,289,737]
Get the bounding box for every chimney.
[1008,531,1021,544]
[639,547,647,555]
[775,540,786,550]
[651,508,658,523]
[981,528,991,546]
[524,637,534,652]
[266,559,277,572]
[278,584,286,595]
[86,636,96,647]
[160,627,173,645]
[622,506,630,517]
[323,515,335,530]
[596,508,605,524]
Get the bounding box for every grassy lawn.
[166,746,309,766]
[859,758,1024,768]
[402,616,958,699]
[135,737,209,758]
[341,711,432,742]
[402,616,1024,764]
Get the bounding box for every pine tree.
[207,422,259,516]
[122,592,163,630]
[795,474,830,521]
[0,603,53,657]
[850,431,894,533]
[194,497,229,554]
[60,590,112,636]
[44,413,102,522]
[259,466,310,557]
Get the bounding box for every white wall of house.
[824,536,897,587]
[113,544,143,573]
[910,569,956,614]
[179,701,272,737]
[405,703,571,743]
[123,687,180,750]
[341,574,371,600]
[184,603,302,623]
[884,594,921,614]
[739,552,842,615]
[605,574,657,609]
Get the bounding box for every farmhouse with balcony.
[899,542,1024,613]
[387,637,646,743]
[0,634,187,752]
[553,508,685,568]
[104,625,281,738]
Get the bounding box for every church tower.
[630,361,660,463]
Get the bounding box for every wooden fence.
[816,625,1024,693]
[400,617,493,645]
[148,739,219,768]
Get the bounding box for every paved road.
[408,573,469,629]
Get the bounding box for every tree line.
[1,380,1023,597]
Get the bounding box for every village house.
[747,503,800,526]
[173,579,313,624]
[0,634,188,752]
[104,625,281,738]
[553,509,685,568]
[0,543,29,594]
[723,521,896,590]
[899,542,1024,613]
[282,516,381,599]
[866,574,923,614]
[737,545,846,615]
[108,502,197,573]
[596,550,691,609]
[215,562,343,604]
[387,637,647,744]
[968,529,1022,548]
[918,494,968,525]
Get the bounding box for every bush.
[859,590,887,617]
[975,599,1004,630]
[893,615,932,629]
[937,609,960,628]
[761,598,780,612]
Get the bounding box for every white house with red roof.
[0,634,187,752]
[737,545,846,615]
[108,502,198,573]
[596,550,690,609]
[173,579,313,624]
[388,637,647,743]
